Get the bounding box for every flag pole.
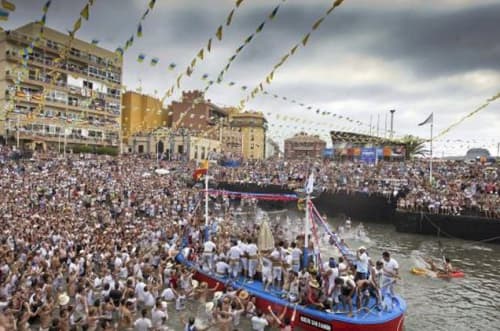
[205,162,209,227]
[430,120,433,185]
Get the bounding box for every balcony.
[5,50,122,87]
[5,30,121,72]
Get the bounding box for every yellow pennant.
[216,25,223,40]
[312,17,325,30]
[302,33,311,46]
[1,0,15,11]
[197,48,204,60]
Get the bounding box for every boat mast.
[205,166,209,227]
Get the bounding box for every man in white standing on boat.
[382,251,399,297]
[202,237,217,273]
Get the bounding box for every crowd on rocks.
[211,159,500,218]
[0,149,404,330]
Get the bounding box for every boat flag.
[418,113,433,126]
[193,160,209,181]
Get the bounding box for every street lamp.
[389,109,396,138]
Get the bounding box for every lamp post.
[390,109,396,138]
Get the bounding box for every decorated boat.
[178,179,406,330]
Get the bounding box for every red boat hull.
[195,272,405,331]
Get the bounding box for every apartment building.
[0,22,122,150]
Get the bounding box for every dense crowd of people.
[212,158,500,218]
[0,148,405,330]
[0,144,497,330]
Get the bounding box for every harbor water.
[161,210,500,331]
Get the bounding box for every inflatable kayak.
[411,267,465,278]
[410,267,427,276]
[436,270,465,278]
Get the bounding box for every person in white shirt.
[161,285,176,301]
[239,238,249,279]
[290,242,302,273]
[382,251,399,296]
[215,257,230,277]
[270,243,284,290]
[251,310,269,331]
[151,300,168,329]
[202,240,216,272]
[134,308,152,331]
[227,241,242,279]
[246,239,259,282]
[355,246,369,281]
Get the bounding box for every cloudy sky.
[4,0,500,155]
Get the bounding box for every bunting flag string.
[160,0,247,103]
[239,0,346,109]
[115,0,157,59]
[206,1,285,92]
[434,91,500,141]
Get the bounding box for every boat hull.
[194,271,405,331]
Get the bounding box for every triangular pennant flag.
[168,63,176,70]
[236,0,244,7]
[244,34,254,44]
[236,45,245,53]
[190,58,197,68]
[137,53,146,63]
[290,44,299,55]
[142,9,150,20]
[42,0,52,13]
[197,48,204,60]
[207,38,212,52]
[201,73,209,80]
[73,17,82,32]
[80,4,89,20]
[91,39,99,45]
[137,23,143,37]
[226,8,235,26]
[186,67,193,77]
[150,57,159,66]
[229,54,237,62]
[302,33,311,46]
[176,74,183,88]
[312,17,325,30]
[269,5,280,19]
[256,21,265,33]
[216,25,223,40]
[2,0,16,11]
[40,14,47,25]
[149,0,156,10]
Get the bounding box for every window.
[83,80,93,90]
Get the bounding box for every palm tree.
[400,135,428,159]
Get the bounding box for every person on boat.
[246,238,259,282]
[289,242,302,274]
[345,217,352,230]
[356,277,380,310]
[260,250,274,291]
[267,305,297,331]
[270,242,284,290]
[332,276,356,317]
[355,246,369,281]
[228,240,242,280]
[382,251,399,297]
[305,279,326,310]
[202,237,217,273]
